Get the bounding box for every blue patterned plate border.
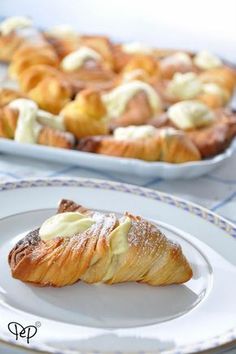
[0,177,235,354]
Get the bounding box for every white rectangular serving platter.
[0,54,236,180]
[0,137,235,180]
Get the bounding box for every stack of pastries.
[0,16,236,163]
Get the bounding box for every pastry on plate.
[151,100,236,157]
[61,89,109,138]
[0,88,26,107]
[102,80,162,129]
[77,124,201,162]
[8,199,193,287]
[0,98,75,149]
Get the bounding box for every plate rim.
[0,177,235,354]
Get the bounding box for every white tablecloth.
[0,151,236,224]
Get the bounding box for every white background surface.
[0,0,236,353]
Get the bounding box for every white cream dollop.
[167,72,202,100]
[122,42,153,55]
[9,99,41,143]
[61,46,102,72]
[0,16,32,35]
[39,212,95,241]
[8,98,65,143]
[102,80,161,118]
[168,100,215,130]
[114,125,156,140]
[46,24,78,39]
[194,50,222,70]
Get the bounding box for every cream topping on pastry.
[9,99,41,143]
[37,110,65,131]
[39,212,95,241]
[9,99,65,143]
[201,83,230,103]
[0,16,33,35]
[46,24,78,39]
[102,80,162,118]
[168,100,215,130]
[122,69,147,82]
[102,217,131,282]
[159,127,184,137]
[122,42,153,55]
[61,46,102,72]
[167,72,202,100]
[165,52,192,66]
[194,50,222,70]
[114,125,156,140]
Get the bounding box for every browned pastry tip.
[0,88,26,107]
[44,33,80,59]
[8,199,193,287]
[0,106,18,138]
[37,126,75,149]
[186,109,236,158]
[57,199,91,215]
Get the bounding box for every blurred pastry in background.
[0,16,33,62]
[0,98,75,148]
[102,80,162,129]
[151,100,236,157]
[77,124,201,162]
[61,89,109,138]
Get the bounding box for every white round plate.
[0,178,235,354]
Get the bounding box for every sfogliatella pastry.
[77,125,201,162]
[151,100,236,158]
[61,89,109,138]
[0,98,75,149]
[102,80,162,129]
[9,199,193,287]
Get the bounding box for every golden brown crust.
[27,76,72,114]
[61,89,109,138]
[150,109,236,158]
[159,53,196,80]
[8,199,193,287]
[0,88,26,107]
[9,43,59,79]
[0,106,18,138]
[0,33,24,62]
[77,129,201,163]
[199,66,236,93]
[37,126,75,149]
